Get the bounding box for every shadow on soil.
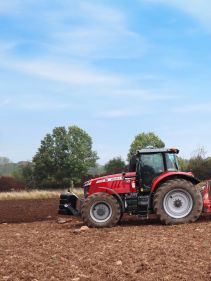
[118,213,211,228]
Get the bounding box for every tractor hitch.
[58,192,82,216]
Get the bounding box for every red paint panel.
[88,172,136,196]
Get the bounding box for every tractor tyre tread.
[153,179,203,225]
[81,192,121,228]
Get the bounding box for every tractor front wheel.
[81,193,121,228]
[153,179,202,225]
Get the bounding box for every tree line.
[0,127,210,191]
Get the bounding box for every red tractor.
[59,147,211,227]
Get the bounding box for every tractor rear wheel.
[153,179,202,225]
[81,193,121,228]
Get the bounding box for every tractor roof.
[137,147,179,155]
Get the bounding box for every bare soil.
[0,201,211,281]
[0,199,211,281]
[0,198,59,223]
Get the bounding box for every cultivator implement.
[202,180,211,213]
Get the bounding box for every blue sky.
[0,0,211,163]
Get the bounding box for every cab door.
[137,153,165,191]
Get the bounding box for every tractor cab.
[135,147,180,191]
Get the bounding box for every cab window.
[140,153,164,186]
[166,153,178,171]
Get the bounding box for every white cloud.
[0,58,121,87]
[145,0,211,28]
[0,54,176,103]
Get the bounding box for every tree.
[178,146,211,180]
[128,132,165,160]
[33,126,98,188]
[187,156,210,180]
[13,162,35,189]
[187,146,208,180]
[104,157,126,175]
[177,157,189,172]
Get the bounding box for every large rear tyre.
[81,193,121,228]
[153,179,203,225]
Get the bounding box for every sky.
[0,0,211,164]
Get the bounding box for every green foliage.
[177,157,189,172]
[188,156,211,180]
[186,146,210,180]
[16,162,35,189]
[33,126,98,188]
[128,132,165,160]
[104,157,126,175]
[178,147,211,180]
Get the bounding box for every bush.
[0,176,25,192]
[188,157,211,180]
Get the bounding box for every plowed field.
[1,203,211,281]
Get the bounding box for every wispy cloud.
[0,1,147,60]
[145,0,211,29]
[51,2,147,59]
[0,96,76,111]
[0,1,148,91]
[53,28,146,59]
[0,53,176,105]
[1,58,121,86]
